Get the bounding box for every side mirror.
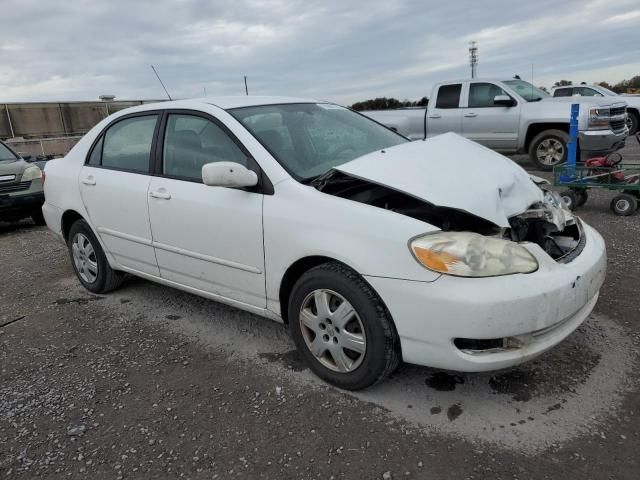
[202,162,258,188]
[494,95,515,107]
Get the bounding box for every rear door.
[427,83,463,137]
[79,113,160,276]
[147,111,266,307]
[462,81,520,150]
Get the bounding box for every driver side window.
[163,114,247,180]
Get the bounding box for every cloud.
[0,0,638,104]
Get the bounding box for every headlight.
[22,165,42,181]
[588,107,610,129]
[410,232,538,277]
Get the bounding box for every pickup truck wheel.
[529,130,569,171]
[67,219,125,293]
[288,261,400,390]
[627,111,639,135]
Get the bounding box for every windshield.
[597,86,618,96]
[0,142,18,161]
[503,80,550,102]
[229,103,408,181]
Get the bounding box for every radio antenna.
[151,65,172,100]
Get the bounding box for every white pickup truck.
[364,78,628,170]
[550,83,639,135]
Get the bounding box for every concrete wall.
[1,100,164,157]
[1,100,163,139]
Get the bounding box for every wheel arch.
[278,255,394,328]
[524,123,569,152]
[61,209,85,241]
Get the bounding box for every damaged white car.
[42,98,606,390]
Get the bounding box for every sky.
[1,0,639,105]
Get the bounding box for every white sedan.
[42,97,606,390]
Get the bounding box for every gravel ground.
[1,140,639,479]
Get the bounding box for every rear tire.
[528,129,569,171]
[610,193,637,216]
[67,219,125,293]
[288,261,400,390]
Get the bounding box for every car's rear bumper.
[42,201,63,236]
[365,221,606,372]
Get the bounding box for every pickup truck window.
[503,80,549,102]
[230,103,407,181]
[435,84,462,109]
[468,83,510,108]
[573,87,602,97]
[553,88,573,97]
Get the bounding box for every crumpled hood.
[335,132,544,228]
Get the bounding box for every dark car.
[0,140,45,225]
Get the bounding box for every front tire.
[627,111,639,136]
[288,262,400,390]
[528,129,569,171]
[67,219,125,293]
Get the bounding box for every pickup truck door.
[462,82,520,151]
[426,83,463,137]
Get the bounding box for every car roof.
[433,78,529,85]
[550,84,603,90]
[203,96,321,109]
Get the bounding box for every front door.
[79,113,160,276]
[147,112,266,307]
[462,82,520,151]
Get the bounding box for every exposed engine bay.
[312,170,582,262]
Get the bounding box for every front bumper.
[0,178,44,220]
[365,221,606,372]
[579,128,627,157]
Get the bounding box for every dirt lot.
[1,141,640,479]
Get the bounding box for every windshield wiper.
[530,97,543,102]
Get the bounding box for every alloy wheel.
[536,138,565,166]
[72,233,98,283]
[298,289,366,373]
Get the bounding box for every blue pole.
[567,103,579,168]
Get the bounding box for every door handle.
[428,114,442,119]
[149,190,172,200]
[464,112,478,118]
[81,177,96,186]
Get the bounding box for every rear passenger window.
[101,115,158,172]
[435,84,462,109]
[163,114,247,180]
